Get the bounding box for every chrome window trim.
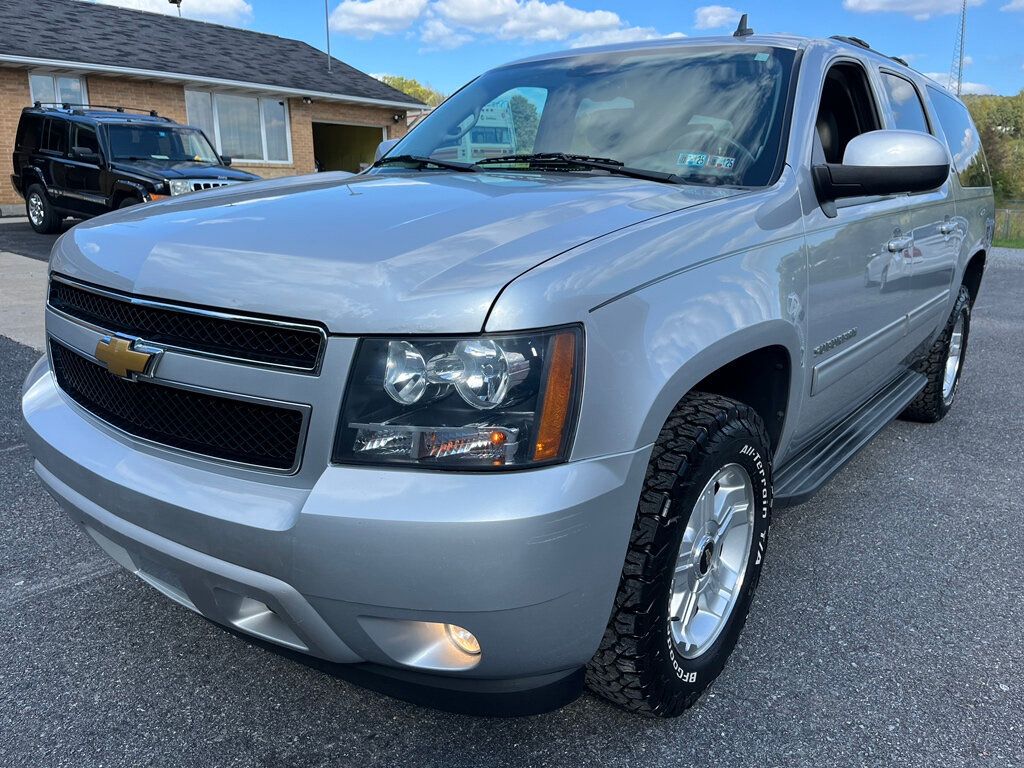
[47,335,312,475]
[48,273,328,374]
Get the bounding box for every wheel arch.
[638,321,802,461]
[22,166,47,192]
[962,249,986,305]
[110,180,148,207]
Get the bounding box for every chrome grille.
[190,180,239,192]
[48,276,325,372]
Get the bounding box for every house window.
[29,72,88,106]
[185,90,291,163]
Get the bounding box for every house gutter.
[0,54,425,111]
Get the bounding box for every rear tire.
[900,285,971,423]
[586,392,772,717]
[25,184,62,234]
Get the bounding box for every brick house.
[0,0,424,214]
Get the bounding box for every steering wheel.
[672,128,756,167]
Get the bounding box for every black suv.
[11,104,260,234]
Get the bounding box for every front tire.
[586,392,772,717]
[25,184,62,234]
[900,285,971,423]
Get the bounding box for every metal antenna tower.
[948,0,967,96]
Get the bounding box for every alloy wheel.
[668,463,755,659]
[942,313,966,404]
[28,193,45,227]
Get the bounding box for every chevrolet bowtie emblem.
[94,336,159,379]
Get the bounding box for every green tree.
[377,75,446,108]
[965,90,1024,203]
[509,94,540,153]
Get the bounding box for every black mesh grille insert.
[49,278,323,370]
[50,341,304,470]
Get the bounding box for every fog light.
[445,623,481,655]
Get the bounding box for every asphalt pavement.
[0,225,1021,767]
[0,217,75,262]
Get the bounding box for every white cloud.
[843,0,982,21]
[1002,0,1024,10]
[923,71,994,95]
[91,0,252,23]
[420,17,472,49]
[332,0,677,49]
[961,54,973,66]
[350,0,681,50]
[494,1,621,42]
[330,0,429,37]
[433,0,518,29]
[693,5,740,30]
[570,27,684,47]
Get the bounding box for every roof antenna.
[324,0,332,73]
[733,13,754,37]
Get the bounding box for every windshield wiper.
[374,154,479,173]
[475,152,681,185]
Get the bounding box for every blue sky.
[96,0,1023,95]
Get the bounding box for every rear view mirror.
[813,130,950,215]
[375,139,399,161]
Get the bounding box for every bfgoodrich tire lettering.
[586,392,772,717]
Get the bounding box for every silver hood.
[52,171,739,334]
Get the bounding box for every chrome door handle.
[939,222,958,236]
[887,236,914,253]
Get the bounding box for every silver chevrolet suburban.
[22,30,995,717]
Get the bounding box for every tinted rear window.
[42,119,67,155]
[926,86,990,188]
[15,114,44,152]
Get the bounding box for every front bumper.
[22,355,650,690]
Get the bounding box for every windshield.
[385,45,796,186]
[105,124,220,163]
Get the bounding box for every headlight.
[334,327,582,469]
[167,179,193,196]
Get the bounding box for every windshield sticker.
[755,52,770,62]
[678,152,708,168]
[709,155,736,170]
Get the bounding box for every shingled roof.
[0,0,424,108]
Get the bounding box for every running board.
[774,371,927,508]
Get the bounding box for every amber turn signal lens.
[533,331,577,461]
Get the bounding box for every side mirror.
[219,155,233,166]
[375,139,399,161]
[812,130,950,214]
[71,146,101,164]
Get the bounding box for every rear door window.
[42,119,67,155]
[926,85,990,188]
[880,72,930,134]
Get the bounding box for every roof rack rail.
[826,37,916,71]
[830,35,871,50]
[31,102,167,119]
